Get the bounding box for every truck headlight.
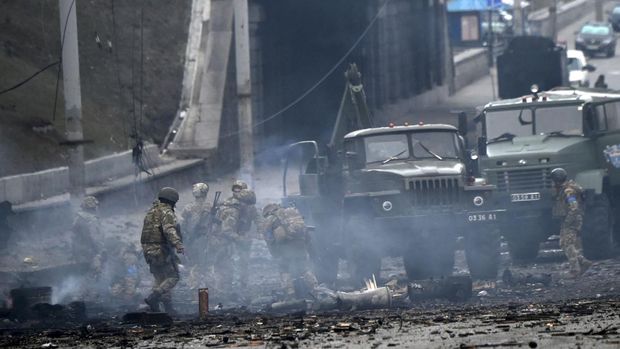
[382,201,393,211]
[473,196,484,206]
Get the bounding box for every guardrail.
[0,144,166,205]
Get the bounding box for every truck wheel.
[404,236,455,280]
[345,214,381,285]
[582,194,614,260]
[313,249,339,285]
[508,236,539,263]
[349,248,381,286]
[464,230,500,280]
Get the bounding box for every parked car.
[566,49,596,87]
[609,6,620,31]
[575,22,616,57]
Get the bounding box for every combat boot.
[579,259,593,275]
[144,291,161,312]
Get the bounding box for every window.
[485,109,533,140]
[601,102,620,131]
[411,131,458,159]
[535,105,583,135]
[580,25,610,35]
[364,134,410,164]
[567,57,583,72]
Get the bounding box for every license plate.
[587,45,599,50]
[467,212,498,222]
[511,192,541,202]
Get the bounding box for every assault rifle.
[205,191,221,235]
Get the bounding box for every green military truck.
[473,87,620,261]
[282,65,504,283]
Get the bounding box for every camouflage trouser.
[560,212,589,275]
[142,244,179,301]
[206,239,234,295]
[234,239,252,289]
[273,243,318,298]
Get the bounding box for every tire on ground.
[464,229,500,280]
[582,194,614,260]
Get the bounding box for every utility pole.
[549,0,557,42]
[233,0,254,186]
[595,0,604,21]
[59,0,86,202]
[513,0,523,36]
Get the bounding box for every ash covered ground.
[2,236,620,348]
[1,170,620,348]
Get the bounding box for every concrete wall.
[0,144,165,205]
[453,48,489,92]
[528,0,594,38]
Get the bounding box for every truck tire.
[508,235,540,263]
[345,214,381,285]
[464,229,500,280]
[313,248,339,285]
[349,248,381,286]
[582,194,614,260]
[404,235,455,280]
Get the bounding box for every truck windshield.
[365,134,410,164]
[485,105,583,139]
[411,131,458,159]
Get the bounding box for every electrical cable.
[0,61,60,96]
[219,0,392,139]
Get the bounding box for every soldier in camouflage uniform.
[231,180,260,291]
[180,183,212,269]
[110,244,141,304]
[71,196,103,276]
[141,187,184,313]
[261,203,318,299]
[551,168,593,277]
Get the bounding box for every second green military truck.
[473,87,620,261]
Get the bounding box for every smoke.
[51,276,82,304]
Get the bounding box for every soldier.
[71,196,103,276]
[141,187,184,313]
[231,180,260,291]
[180,183,212,268]
[261,203,318,299]
[110,244,141,304]
[551,168,592,277]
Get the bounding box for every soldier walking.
[180,183,212,269]
[260,203,318,299]
[141,187,184,313]
[551,168,592,277]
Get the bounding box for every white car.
[567,49,596,87]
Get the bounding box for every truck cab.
[476,87,620,260]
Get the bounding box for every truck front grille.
[408,177,460,206]
[495,168,553,192]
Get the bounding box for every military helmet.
[192,182,209,198]
[262,203,280,217]
[232,180,248,191]
[158,187,179,203]
[550,168,568,184]
[81,196,99,210]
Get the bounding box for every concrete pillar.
[513,0,523,36]
[59,0,85,202]
[233,0,254,185]
[595,0,604,22]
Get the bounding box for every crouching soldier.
[261,203,318,299]
[141,187,184,313]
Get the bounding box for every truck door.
[592,99,620,187]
